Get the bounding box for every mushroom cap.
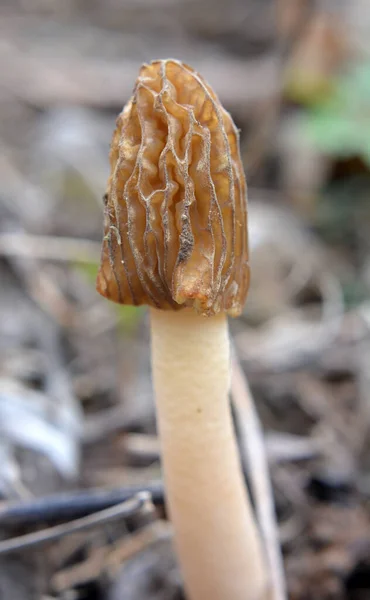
[96,59,249,316]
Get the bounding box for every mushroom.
[96,59,267,600]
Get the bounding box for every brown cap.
[96,59,249,316]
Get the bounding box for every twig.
[0,482,164,527]
[105,520,172,576]
[52,519,171,592]
[52,545,109,592]
[231,353,287,600]
[0,492,152,555]
[0,232,101,264]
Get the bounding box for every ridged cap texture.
[96,59,249,316]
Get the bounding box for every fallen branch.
[0,482,164,528]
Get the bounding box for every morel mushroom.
[97,59,267,600]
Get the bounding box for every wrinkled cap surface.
[96,59,249,316]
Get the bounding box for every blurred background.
[1,1,370,599]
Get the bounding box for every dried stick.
[231,354,287,600]
[0,482,164,527]
[52,520,171,592]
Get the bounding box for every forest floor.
[1,1,370,599]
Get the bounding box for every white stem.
[150,308,267,600]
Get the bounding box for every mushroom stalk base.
[150,308,267,600]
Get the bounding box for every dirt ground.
[1,1,370,599]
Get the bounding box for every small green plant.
[302,62,370,306]
[304,62,370,166]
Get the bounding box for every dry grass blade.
[231,354,287,600]
[0,492,152,556]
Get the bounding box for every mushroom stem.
[150,308,267,600]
